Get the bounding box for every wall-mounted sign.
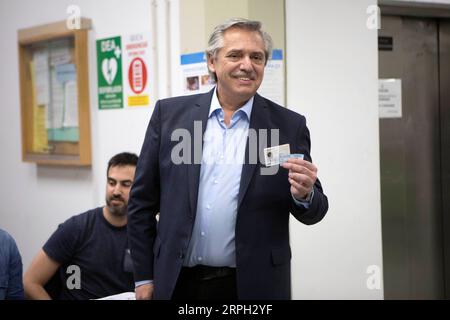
[123,32,153,107]
[378,36,393,51]
[257,49,284,106]
[96,36,123,110]
[180,52,215,95]
[379,78,402,118]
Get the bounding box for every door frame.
[379,0,450,299]
[380,0,450,18]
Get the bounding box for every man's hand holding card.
[282,154,317,202]
[263,143,317,202]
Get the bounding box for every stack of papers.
[96,292,136,300]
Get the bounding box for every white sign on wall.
[257,49,285,106]
[123,32,153,107]
[379,79,402,118]
[180,52,215,95]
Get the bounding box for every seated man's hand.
[135,283,154,300]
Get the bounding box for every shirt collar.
[208,87,254,120]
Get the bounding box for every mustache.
[109,195,125,202]
[232,72,255,79]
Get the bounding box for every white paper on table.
[95,292,136,300]
[63,81,78,127]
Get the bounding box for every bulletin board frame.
[18,19,92,166]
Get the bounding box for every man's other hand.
[135,283,154,300]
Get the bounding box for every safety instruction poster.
[123,32,153,107]
[97,36,123,109]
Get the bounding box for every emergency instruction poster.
[123,32,153,108]
[97,36,123,109]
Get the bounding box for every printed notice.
[257,49,285,106]
[379,79,402,118]
[180,52,215,95]
[33,49,50,106]
[63,81,78,127]
[29,61,49,153]
[123,32,153,107]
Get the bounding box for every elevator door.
[379,16,445,299]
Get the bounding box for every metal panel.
[438,20,450,299]
[379,15,444,299]
[380,1,450,19]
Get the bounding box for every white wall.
[286,0,383,299]
[0,0,155,269]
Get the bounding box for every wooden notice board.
[18,19,92,166]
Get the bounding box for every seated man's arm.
[6,239,24,300]
[23,249,60,300]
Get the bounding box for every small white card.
[280,153,304,164]
[264,144,290,166]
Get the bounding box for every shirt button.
[214,180,218,184]
[198,256,203,261]
[206,204,211,209]
[201,232,205,236]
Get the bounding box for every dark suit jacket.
[127,89,328,300]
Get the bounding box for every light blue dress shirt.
[184,89,253,267]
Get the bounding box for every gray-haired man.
[128,18,328,300]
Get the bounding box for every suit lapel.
[237,93,270,210]
[187,90,214,218]
[186,91,271,216]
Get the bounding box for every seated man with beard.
[24,152,138,300]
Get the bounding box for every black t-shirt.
[43,207,134,300]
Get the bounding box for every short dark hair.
[107,152,138,175]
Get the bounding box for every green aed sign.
[96,36,123,109]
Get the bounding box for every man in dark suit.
[127,18,328,300]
